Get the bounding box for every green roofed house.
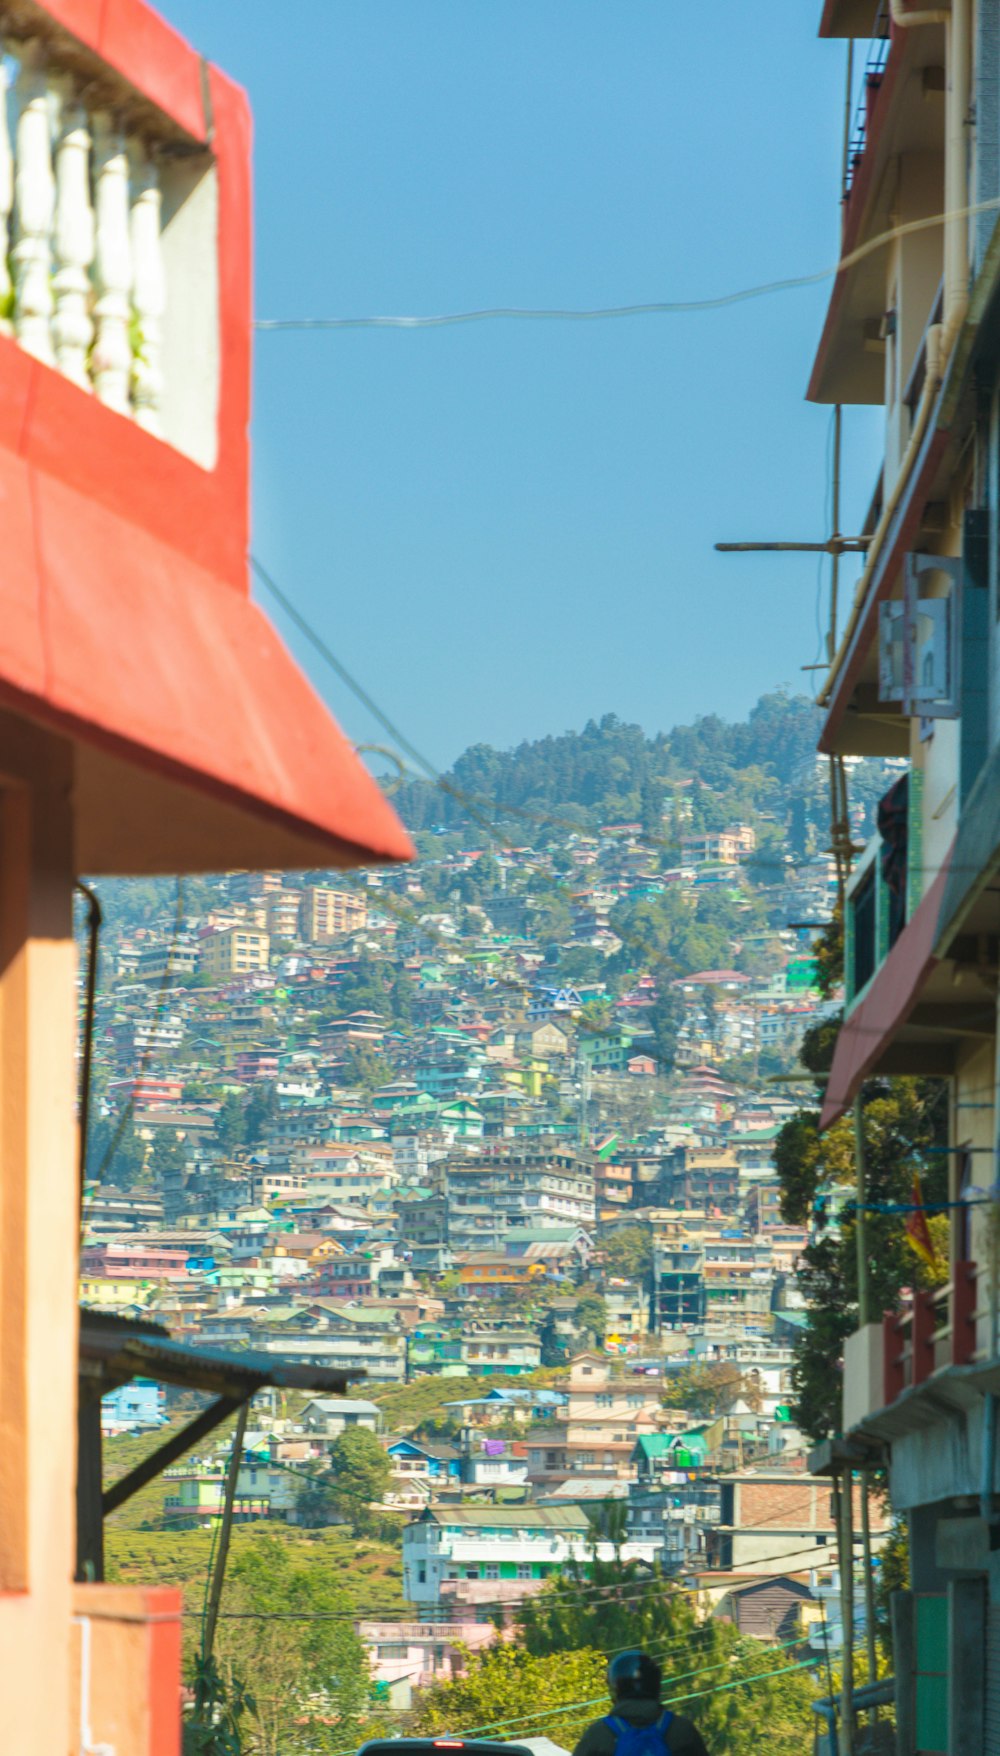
[402,1503,660,1609]
[633,1430,710,1482]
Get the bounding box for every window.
[848,859,877,998]
[517,1563,532,1579]
[485,1564,500,1580]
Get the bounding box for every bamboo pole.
[202,1399,250,1665]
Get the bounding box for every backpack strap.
[603,1717,630,1736]
[657,1711,675,1743]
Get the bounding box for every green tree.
[412,1642,608,1748]
[421,1548,818,1756]
[244,1084,278,1147]
[773,1078,947,1442]
[326,1427,392,1532]
[216,1534,373,1756]
[150,1129,189,1182]
[214,1093,246,1152]
[601,1224,653,1282]
[574,1292,606,1345]
[87,1116,147,1189]
[340,1043,394,1093]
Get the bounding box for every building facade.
[805,2,1000,1750]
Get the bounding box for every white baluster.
[0,58,15,331]
[91,110,132,413]
[52,84,94,389]
[11,41,55,364]
[129,145,164,434]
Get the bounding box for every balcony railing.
[844,1,892,198]
[0,28,216,461]
[844,768,923,1010]
[883,1260,979,1399]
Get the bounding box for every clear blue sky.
[165,0,882,768]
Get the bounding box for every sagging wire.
[253,195,1000,333]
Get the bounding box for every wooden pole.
[202,1399,250,1665]
[854,1094,870,1328]
[836,1470,856,1756]
[860,1468,879,1736]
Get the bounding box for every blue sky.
[165,0,882,768]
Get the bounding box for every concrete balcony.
[842,1263,980,1432]
[0,8,219,464]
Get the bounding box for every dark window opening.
[851,866,877,996]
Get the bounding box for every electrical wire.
[253,195,1000,332]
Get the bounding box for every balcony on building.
[811,3,945,425]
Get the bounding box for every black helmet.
[607,1650,662,1702]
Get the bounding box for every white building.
[403,1504,660,1608]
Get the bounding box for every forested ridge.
[395,691,889,844]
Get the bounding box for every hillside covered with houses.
[82,693,893,1721]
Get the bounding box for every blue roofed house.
[386,1437,464,1506]
[101,1380,166,1436]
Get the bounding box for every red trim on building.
[0,3,412,867]
[144,1587,183,1756]
[32,0,206,141]
[819,854,952,1129]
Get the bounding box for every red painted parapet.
[71,1583,182,1755]
[952,1259,978,1368]
[912,1289,936,1385]
[883,1308,906,1406]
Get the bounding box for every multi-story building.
[265,888,301,941]
[679,827,756,866]
[654,1147,740,1212]
[199,924,270,978]
[403,1504,659,1609]
[652,1237,707,1331]
[801,3,1000,1745]
[524,1353,663,1486]
[300,885,368,941]
[708,1472,886,1577]
[0,2,411,1741]
[445,1142,596,1247]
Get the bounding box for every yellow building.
[79,1277,153,1310]
[199,924,270,977]
[457,1254,547,1291]
[300,885,368,941]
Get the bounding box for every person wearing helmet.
[571,1649,709,1756]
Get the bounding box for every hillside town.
[81,785,886,1708]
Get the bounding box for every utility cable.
[254,195,1000,332]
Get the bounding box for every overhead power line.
[254,195,1000,332]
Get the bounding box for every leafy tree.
[659,1362,757,1419]
[214,1093,246,1152]
[574,1292,606,1345]
[340,1044,393,1093]
[86,1116,148,1189]
[183,1653,254,1755]
[244,1084,278,1147]
[150,1129,189,1182]
[601,1225,654,1283]
[325,1427,392,1532]
[216,1533,373,1756]
[294,1476,339,1529]
[773,1079,948,1442]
